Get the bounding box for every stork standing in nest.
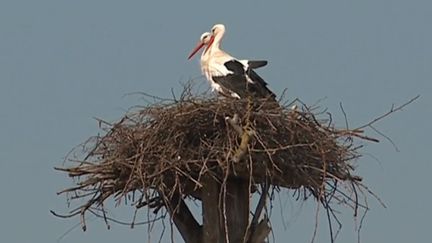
[188,24,276,100]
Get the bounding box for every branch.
[250,181,269,228]
[355,95,420,130]
[233,129,254,163]
[226,114,254,163]
[249,217,271,243]
[248,181,270,243]
[165,193,202,243]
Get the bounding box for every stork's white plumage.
[188,32,223,93]
[188,24,275,100]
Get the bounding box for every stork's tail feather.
[247,60,268,69]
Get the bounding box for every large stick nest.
[56,89,379,224]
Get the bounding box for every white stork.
[188,24,276,100]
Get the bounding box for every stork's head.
[188,32,212,60]
[200,32,212,44]
[187,24,226,60]
[204,24,225,50]
[211,24,225,36]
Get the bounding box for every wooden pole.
[202,175,250,243]
[224,178,250,243]
[202,174,224,243]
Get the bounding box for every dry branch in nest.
[54,87,417,242]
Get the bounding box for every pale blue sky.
[0,0,430,242]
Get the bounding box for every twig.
[370,125,399,151]
[355,95,420,130]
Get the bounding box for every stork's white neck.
[212,28,224,50]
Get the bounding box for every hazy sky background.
[0,0,430,242]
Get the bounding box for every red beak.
[187,35,215,60]
[188,42,205,60]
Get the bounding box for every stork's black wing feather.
[212,60,276,99]
[247,69,276,99]
[224,60,245,75]
[212,74,249,98]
